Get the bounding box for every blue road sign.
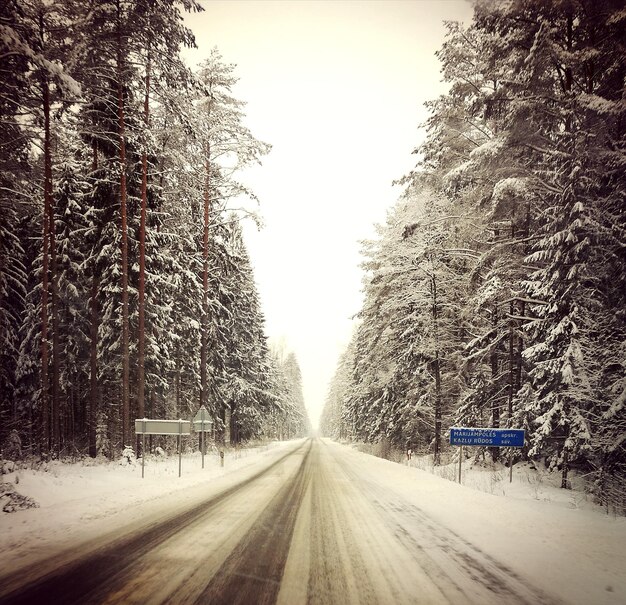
[450,427,525,448]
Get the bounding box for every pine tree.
[0,0,30,446]
[0,204,27,444]
[191,49,270,416]
[3,0,82,454]
[131,0,200,427]
[53,144,91,451]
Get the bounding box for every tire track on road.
[195,440,312,605]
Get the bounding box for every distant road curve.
[0,439,561,605]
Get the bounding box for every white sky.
[182,0,473,429]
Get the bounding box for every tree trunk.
[137,44,151,457]
[138,43,151,426]
[433,349,442,465]
[88,141,99,458]
[200,142,211,408]
[89,273,99,457]
[561,448,570,489]
[117,1,130,448]
[40,70,51,456]
[225,406,231,445]
[430,268,442,466]
[490,302,500,463]
[507,224,518,426]
[39,9,60,458]
[508,301,515,420]
[517,207,530,407]
[50,189,61,456]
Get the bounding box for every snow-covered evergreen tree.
[324,0,626,499]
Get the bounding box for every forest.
[0,0,309,459]
[320,0,626,507]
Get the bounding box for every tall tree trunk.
[37,11,54,456]
[40,69,51,455]
[117,2,130,447]
[561,439,570,489]
[516,204,530,404]
[88,143,99,458]
[200,142,211,408]
[138,46,151,414]
[225,406,231,445]
[50,180,61,456]
[89,273,99,457]
[507,225,516,424]
[490,303,500,463]
[39,10,60,457]
[430,267,442,466]
[489,227,501,463]
[508,302,515,421]
[137,43,151,455]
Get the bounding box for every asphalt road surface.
[0,439,560,605]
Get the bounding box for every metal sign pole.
[142,420,146,479]
[509,448,513,483]
[178,420,182,478]
[458,445,463,484]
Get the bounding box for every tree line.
[0,0,309,458]
[320,0,625,506]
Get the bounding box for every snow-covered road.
[1,439,624,604]
[278,440,562,605]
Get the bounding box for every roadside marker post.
[449,427,525,484]
[134,418,191,478]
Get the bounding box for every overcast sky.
[182,0,473,428]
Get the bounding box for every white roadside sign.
[134,419,191,435]
[134,419,191,478]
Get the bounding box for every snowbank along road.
[1,439,570,604]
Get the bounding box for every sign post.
[193,406,213,470]
[449,427,525,484]
[135,418,191,478]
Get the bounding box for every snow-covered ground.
[410,452,607,513]
[1,438,625,605]
[0,440,299,578]
[340,441,626,605]
[352,440,616,514]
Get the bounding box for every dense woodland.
[320,0,626,506]
[0,0,309,458]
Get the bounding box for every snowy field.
[1,438,625,605]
